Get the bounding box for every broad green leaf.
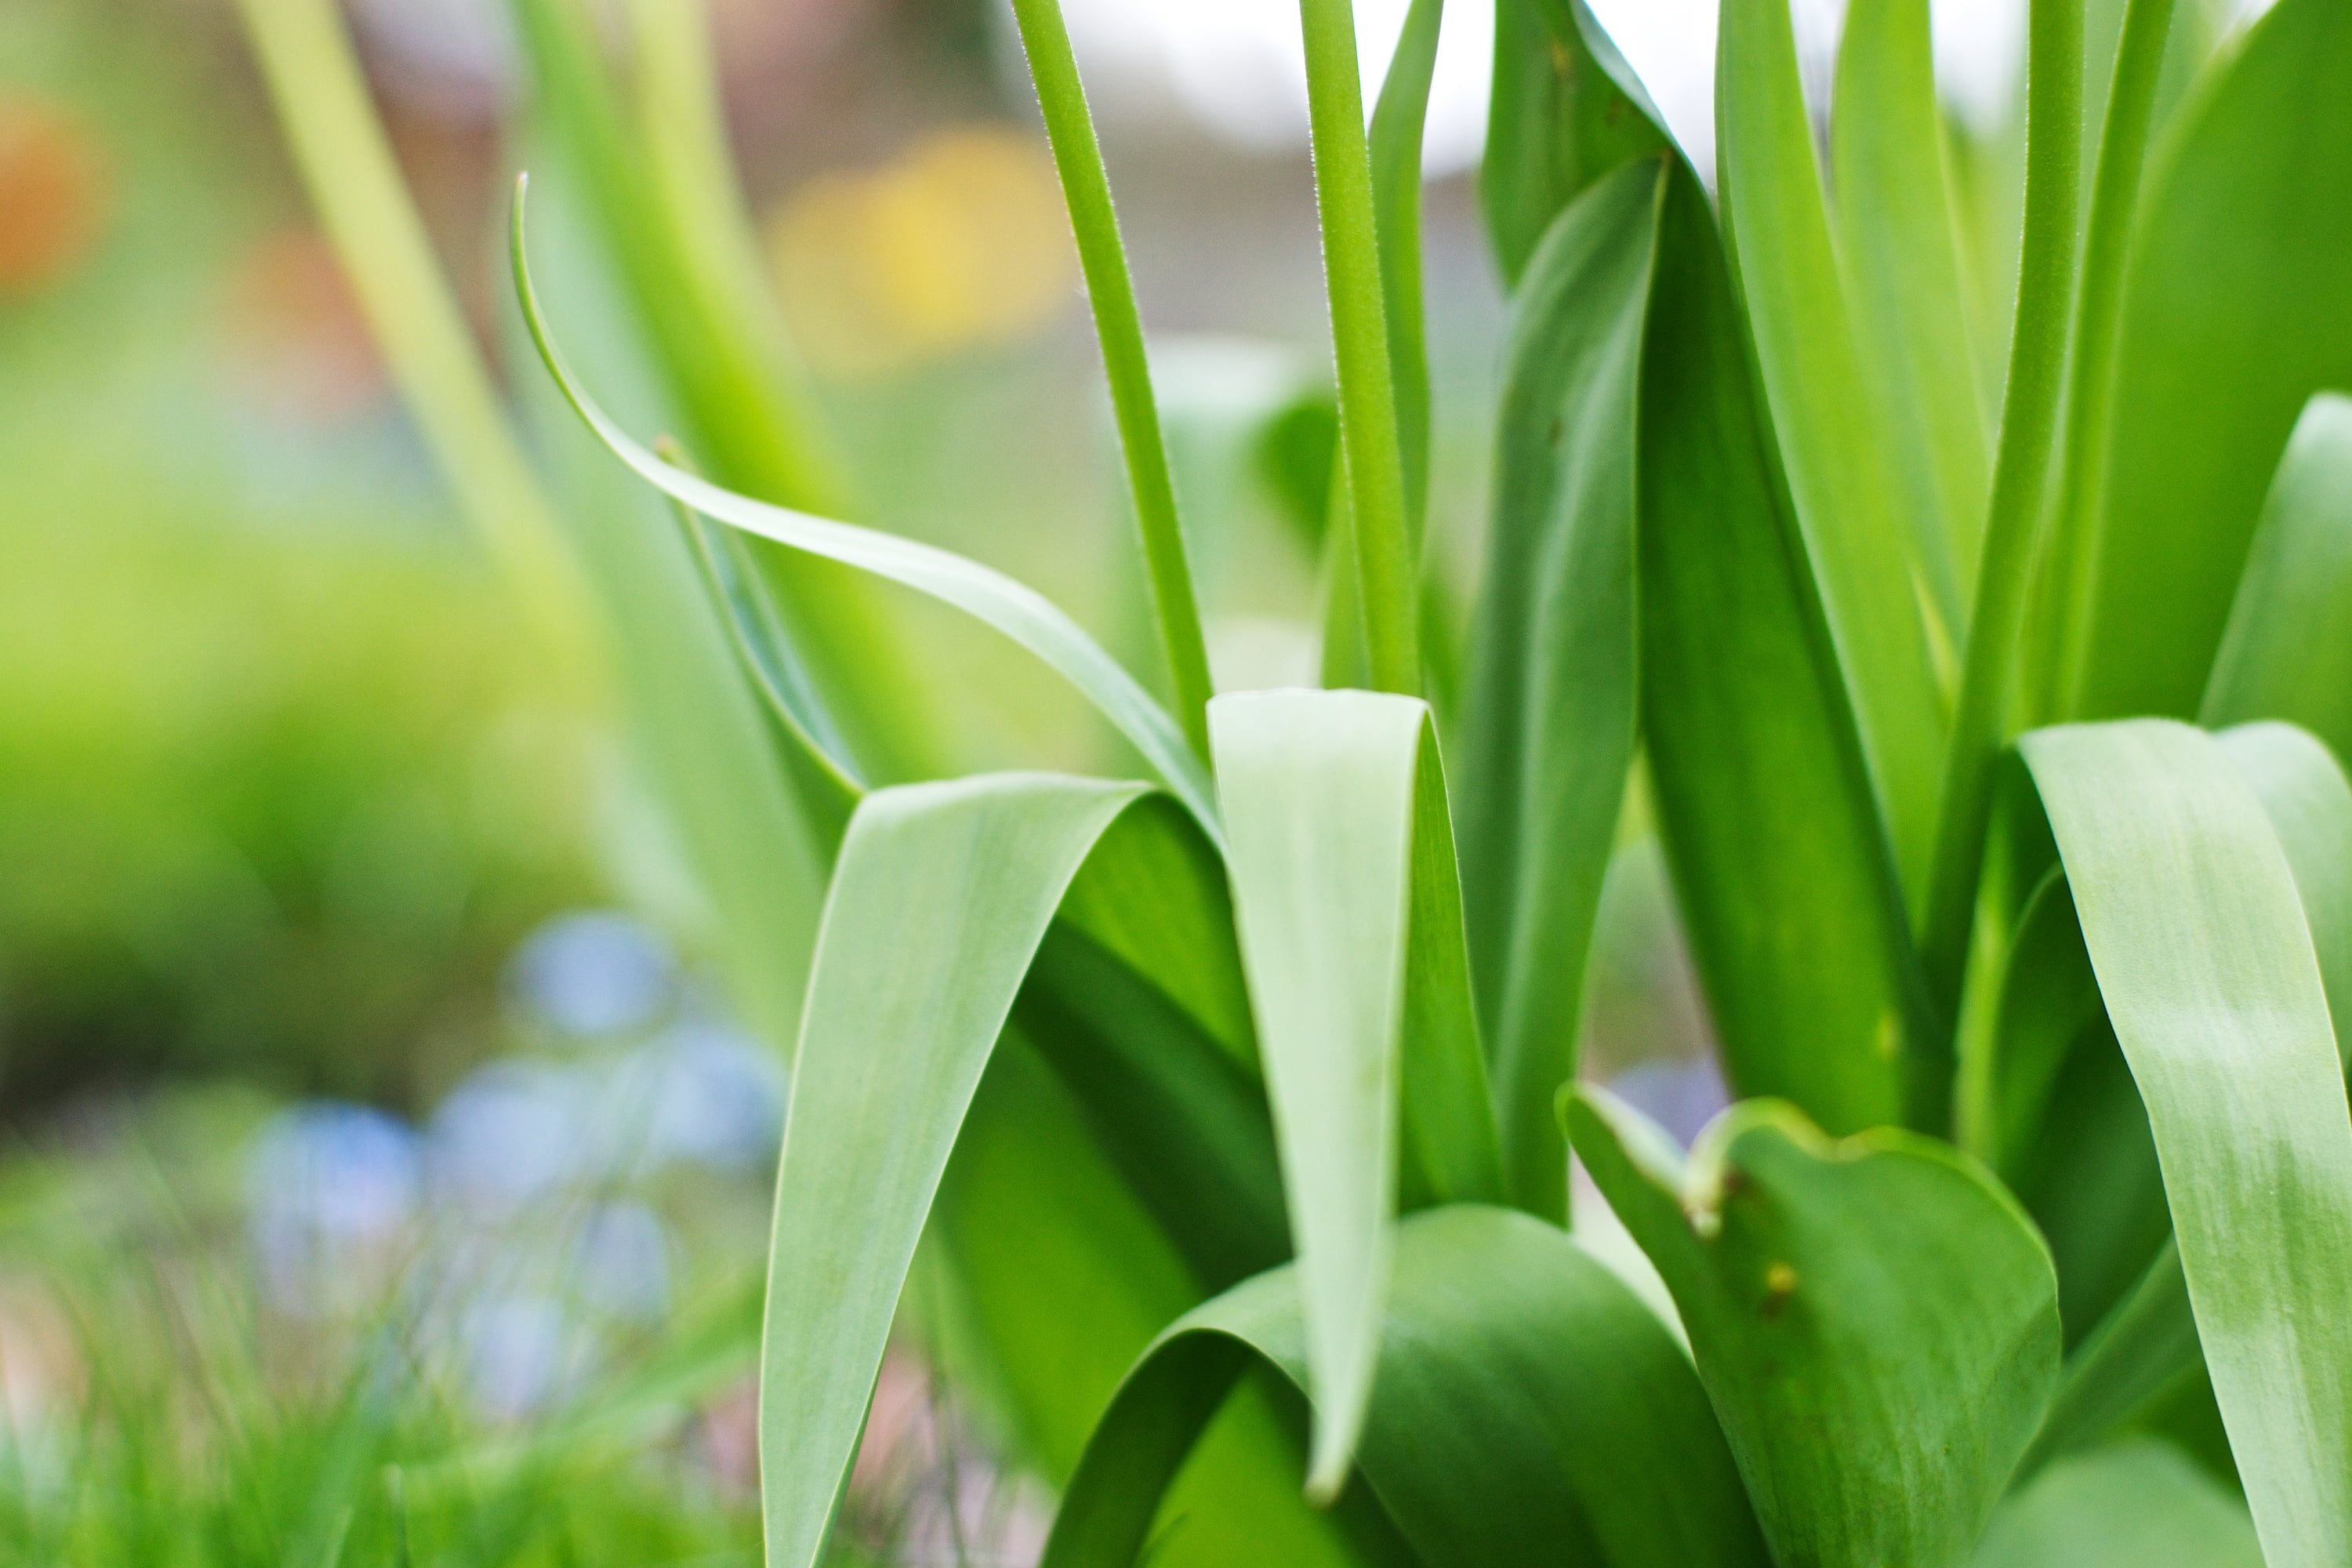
[510,191,1220,837]
[1831,0,1991,583]
[1459,155,1663,1220]
[933,1041,1366,1568]
[2217,720,2352,1063]
[757,774,1144,1568]
[1209,689,1501,1497]
[1566,1089,2060,1568]
[1040,1204,1769,1568]
[2204,394,2352,768]
[2070,0,2352,722]
[1974,1437,2263,1568]
[1636,162,1929,1134]
[1715,0,1950,887]
[1479,0,1667,287]
[2019,718,2352,1563]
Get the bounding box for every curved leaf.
[1975,1437,2263,1568]
[1367,0,1443,538]
[1831,0,1991,584]
[1636,161,1931,1133]
[1566,1089,2060,1568]
[1715,0,1950,884]
[1458,154,1664,1220]
[2204,394,2352,770]
[1209,689,1501,1497]
[2217,720,2352,1062]
[510,185,1220,837]
[2071,0,2352,721]
[1040,1204,1769,1568]
[2019,717,2352,1563]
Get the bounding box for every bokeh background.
[0,0,2269,1560]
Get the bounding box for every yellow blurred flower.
[765,124,1078,379]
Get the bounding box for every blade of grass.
[1920,0,2087,1022]
[1008,0,1215,759]
[2020,718,2352,1563]
[1299,0,1419,695]
[1210,689,1501,1501]
[513,183,1220,838]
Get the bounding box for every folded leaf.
[2020,718,2352,1563]
[1715,0,1950,884]
[1210,689,1501,1498]
[1566,1088,2060,1568]
[1974,1436,2263,1568]
[1040,1204,1769,1568]
[1637,161,1931,1133]
[2070,0,2352,722]
[511,187,1220,837]
[1459,155,1664,1220]
[2205,396,2352,772]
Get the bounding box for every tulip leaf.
[1973,1437,2263,1568]
[1040,1204,1769,1568]
[1566,1088,2060,1568]
[1209,689,1501,1498]
[2070,0,2352,722]
[2019,717,2352,1563]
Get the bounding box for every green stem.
[1009,0,1217,760]
[1921,0,2086,1024]
[2023,0,2180,726]
[234,0,596,680]
[1300,0,1421,697]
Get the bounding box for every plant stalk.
[1922,0,2087,1021]
[1009,0,1218,760]
[2022,0,2181,725]
[234,0,597,683]
[1300,0,1422,697]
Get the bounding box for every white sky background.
[1050,0,2038,183]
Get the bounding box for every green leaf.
[1367,0,1442,540]
[1831,0,1991,584]
[756,773,1146,1568]
[2018,717,2352,1563]
[2203,394,2352,768]
[1208,690,1501,1498]
[2216,720,2352,1065]
[1974,1437,2263,1568]
[1566,1088,2060,1568]
[1714,0,1951,887]
[1636,161,1930,1134]
[2069,0,2352,722]
[510,188,1220,837]
[1458,155,1663,1219]
[1040,1204,1769,1568]
[1479,0,1667,288]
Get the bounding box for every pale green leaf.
[1209,689,1501,1497]
[1566,1088,2060,1568]
[2020,717,2352,1563]
[1040,1205,1769,1568]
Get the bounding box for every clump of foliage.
[243,0,2352,1563]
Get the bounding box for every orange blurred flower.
[0,97,108,297]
